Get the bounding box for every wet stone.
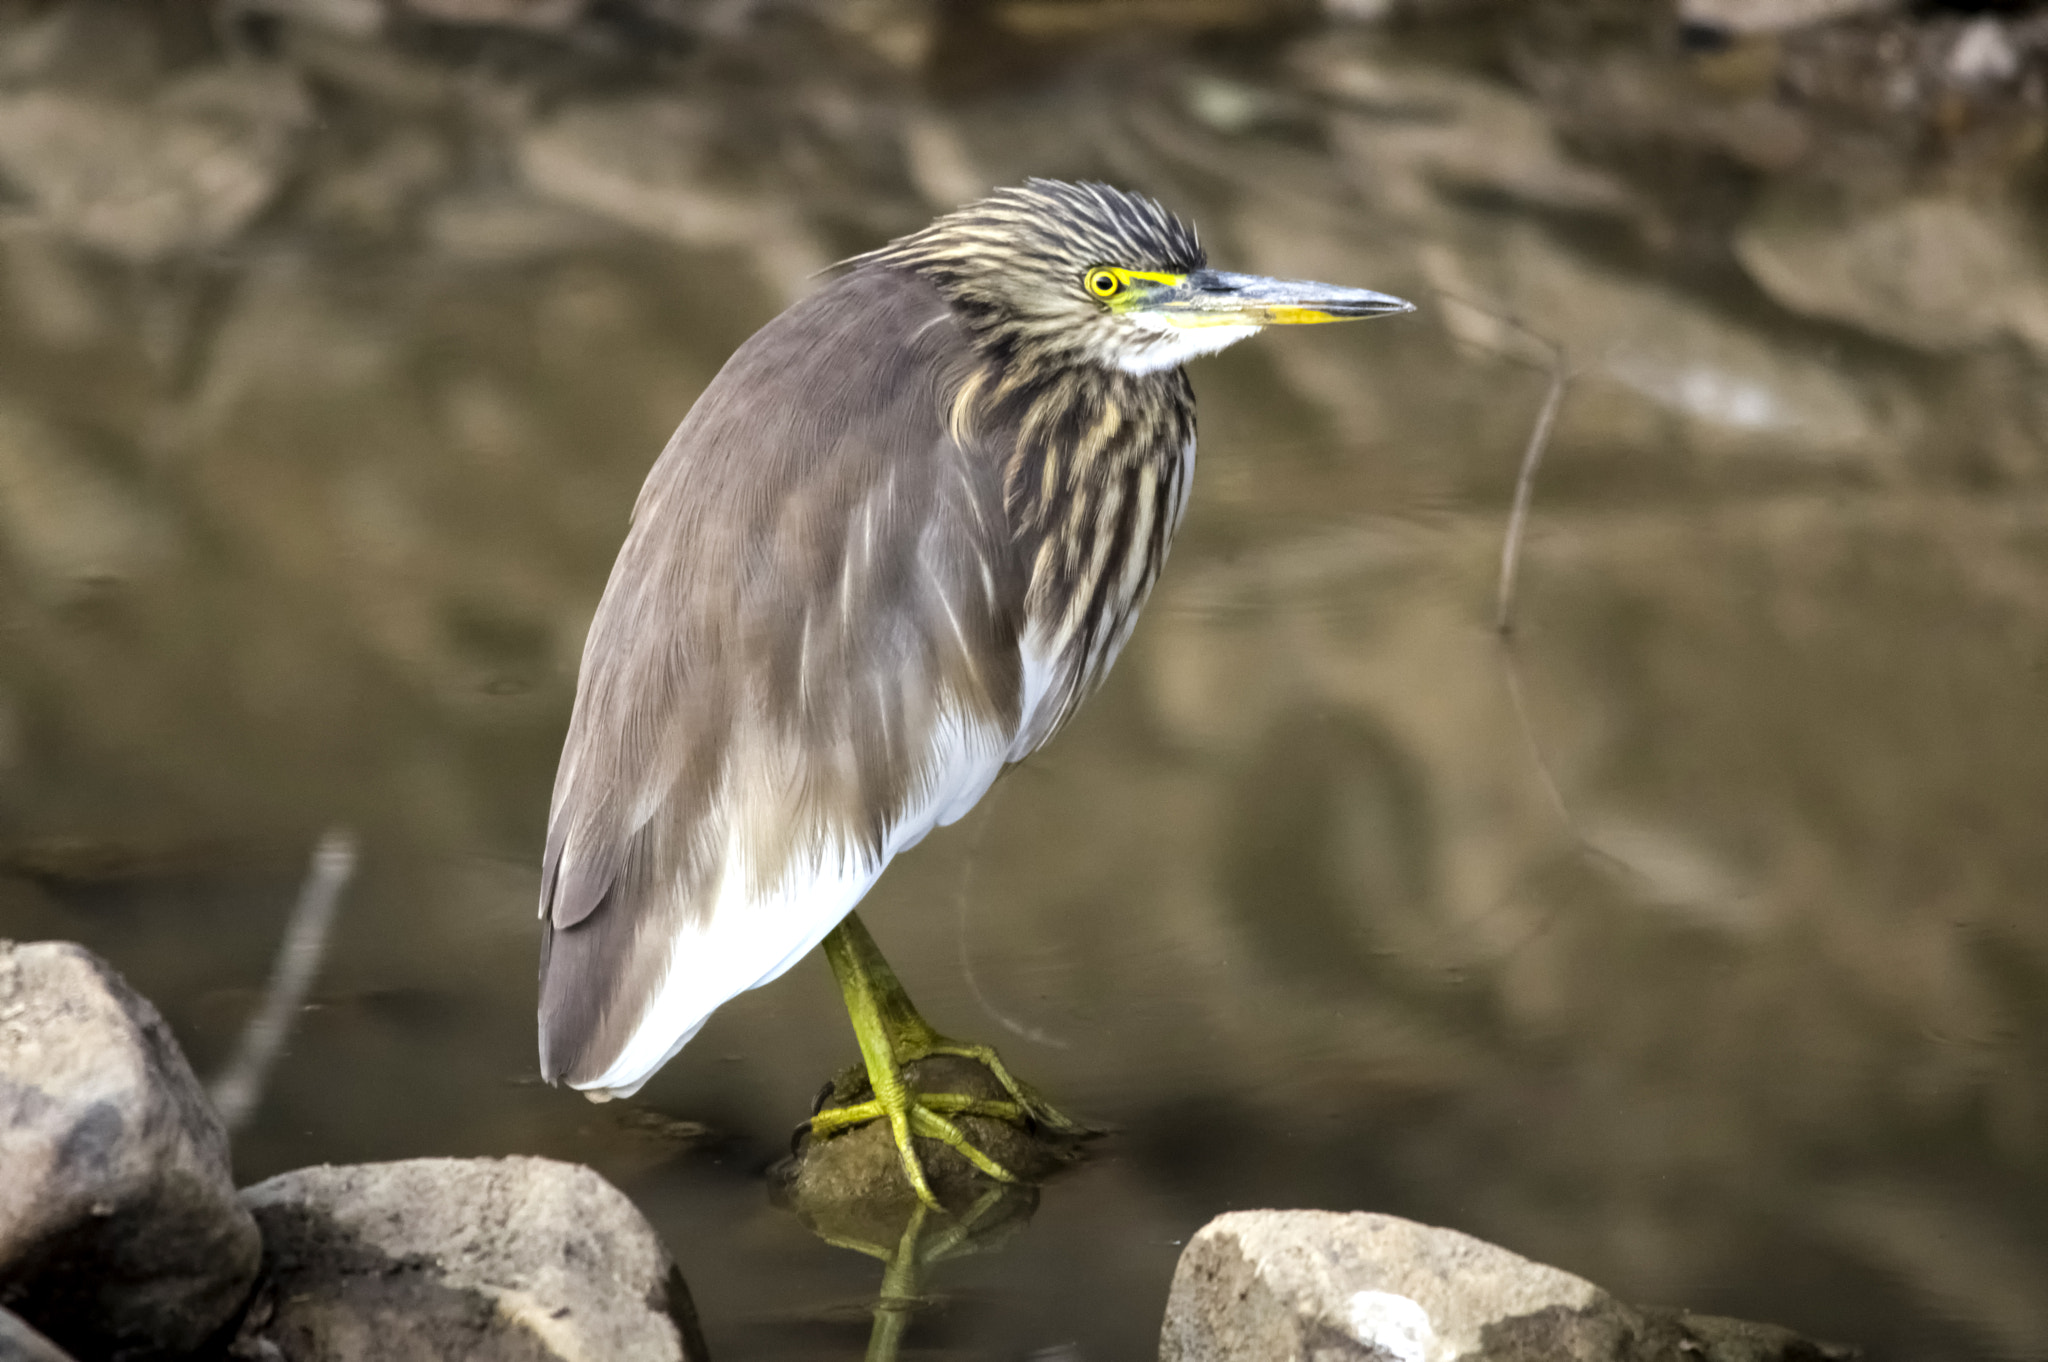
[0,940,262,1361]
[1159,1211,1859,1361]
[233,1156,707,1362]
[780,1054,1083,1241]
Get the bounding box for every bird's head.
[855,179,1412,376]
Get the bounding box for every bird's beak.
[1144,269,1415,328]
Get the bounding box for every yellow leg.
[809,912,1084,1209]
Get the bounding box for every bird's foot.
[812,913,1092,1210]
[915,1038,1085,1137]
[802,1042,1094,1211]
[808,1083,1026,1206]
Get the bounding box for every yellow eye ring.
[1085,268,1122,299]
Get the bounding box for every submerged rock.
[1160,1210,1858,1361]
[0,941,262,1360]
[783,1053,1082,1226]
[234,1156,706,1362]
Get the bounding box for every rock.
[1418,218,1895,467]
[1310,51,1639,221]
[781,1054,1080,1235]
[399,0,588,30]
[0,64,309,263]
[1532,46,1815,174]
[0,941,262,1361]
[1948,18,2021,87]
[0,1306,83,1362]
[1735,189,2048,354]
[234,0,388,38]
[515,97,757,247]
[234,1156,707,1361]
[516,97,827,292]
[1677,0,1896,36]
[1160,1211,1858,1361]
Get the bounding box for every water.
[3,2,2048,1357]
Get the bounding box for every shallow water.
[3,2,2048,1357]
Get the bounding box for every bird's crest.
[852,179,1205,281]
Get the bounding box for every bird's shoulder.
[541,264,1027,931]
[629,266,980,523]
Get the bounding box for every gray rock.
[0,64,309,263]
[1416,216,1897,467]
[234,1157,706,1362]
[1677,0,1896,35]
[1307,54,1638,222]
[1948,18,2021,86]
[0,1306,83,1362]
[400,0,588,28]
[1160,1210,1857,1361]
[233,0,388,39]
[1735,189,2048,355]
[0,941,262,1361]
[516,97,827,291]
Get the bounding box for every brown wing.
[538,267,1027,1092]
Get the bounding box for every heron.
[538,179,1412,1207]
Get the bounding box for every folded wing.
[538,268,1026,1096]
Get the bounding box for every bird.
[537,179,1412,1206]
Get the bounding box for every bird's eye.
[1085,269,1122,299]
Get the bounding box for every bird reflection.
[774,1054,1088,1359]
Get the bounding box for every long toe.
[921,1041,1090,1135]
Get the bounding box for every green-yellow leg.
[864,1201,926,1362]
[809,912,1084,1209]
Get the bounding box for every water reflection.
[3,0,2048,1357]
[776,1054,1083,1361]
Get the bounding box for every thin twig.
[1424,290,1572,637]
[210,828,357,1132]
[1498,645,1663,896]
[1431,295,1666,898]
[1425,292,1583,833]
[1497,646,1573,832]
[1494,350,1569,636]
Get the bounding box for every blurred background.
[2,0,2047,1357]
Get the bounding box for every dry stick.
[210,828,358,1132]
[1422,292,1573,636]
[1436,295,1663,898]
[1430,292,1593,837]
[1424,292,1572,638]
[1494,345,1569,638]
[1496,645,1573,831]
